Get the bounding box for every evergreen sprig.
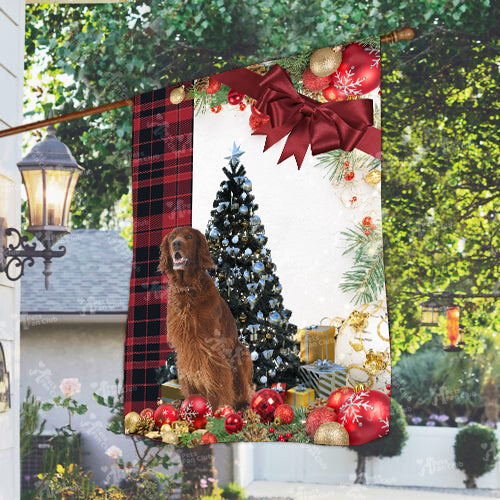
[274,50,312,85]
[339,223,385,305]
[357,35,381,49]
[188,83,231,115]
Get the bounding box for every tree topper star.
[225,142,245,166]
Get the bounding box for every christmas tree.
[205,143,300,388]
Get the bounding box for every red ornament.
[140,408,154,420]
[250,388,283,423]
[269,427,274,433]
[305,407,337,439]
[249,113,270,132]
[211,105,222,114]
[331,43,380,97]
[154,403,179,427]
[322,84,347,102]
[327,386,354,412]
[239,103,247,111]
[179,394,212,430]
[224,413,244,434]
[352,196,357,202]
[206,77,221,94]
[364,229,371,236]
[274,404,294,425]
[227,88,244,105]
[302,66,331,91]
[362,216,373,227]
[285,432,292,439]
[387,392,391,397]
[201,432,218,444]
[344,171,355,181]
[213,405,234,419]
[338,389,390,446]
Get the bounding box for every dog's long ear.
[196,230,215,270]
[158,235,173,274]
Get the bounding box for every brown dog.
[159,227,254,409]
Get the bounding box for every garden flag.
[124,38,391,447]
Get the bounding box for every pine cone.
[171,399,183,411]
[302,88,326,102]
[135,416,155,435]
[243,409,261,425]
[194,77,209,92]
[242,424,270,442]
[305,397,328,417]
[189,437,202,447]
[247,64,268,75]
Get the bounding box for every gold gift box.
[160,379,184,401]
[296,323,337,363]
[285,386,315,407]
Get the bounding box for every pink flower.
[59,378,81,398]
[105,445,123,460]
[200,479,208,489]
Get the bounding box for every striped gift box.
[298,361,347,399]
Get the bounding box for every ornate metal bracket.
[0,218,66,290]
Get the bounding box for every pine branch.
[274,50,312,85]
[357,35,381,49]
[188,84,231,115]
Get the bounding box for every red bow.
[252,65,374,168]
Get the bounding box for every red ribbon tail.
[277,121,310,169]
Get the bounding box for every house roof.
[21,230,132,314]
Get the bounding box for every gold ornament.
[309,46,343,77]
[171,420,189,435]
[363,349,388,375]
[349,310,369,332]
[170,85,185,105]
[239,313,247,323]
[124,411,140,434]
[162,430,179,445]
[305,398,328,417]
[135,416,155,435]
[273,416,283,426]
[354,383,366,393]
[314,422,350,446]
[160,423,172,434]
[365,170,382,186]
[194,76,209,92]
[145,431,161,439]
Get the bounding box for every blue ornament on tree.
[209,228,220,239]
[239,205,249,215]
[269,311,281,324]
[253,261,265,273]
[232,235,239,244]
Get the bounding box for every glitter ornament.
[124,412,140,434]
[274,403,294,425]
[140,408,155,420]
[314,421,350,446]
[302,66,331,91]
[206,77,221,94]
[309,46,343,77]
[179,394,212,430]
[305,407,337,439]
[169,86,185,104]
[224,413,244,434]
[250,388,283,423]
[365,170,381,185]
[201,432,218,444]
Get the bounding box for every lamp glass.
[21,169,44,228]
[420,301,439,327]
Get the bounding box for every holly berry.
[387,392,391,397]
[386,384,391,390]
[344,160,350,167]
[285,432,292,439]
[269,427,274,433]
[362,216,373,227]
[371,224,377,230]
[206,77,221,94]
[364,229,371,236]
[211,105,222,113]
[352,196,357,202]
[239,103,247,111]
[278,434,284,440]
[344,171,355,181]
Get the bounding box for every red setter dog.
[159,227,254,409]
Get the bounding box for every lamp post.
[420,299,440,327]
[0,125,83,289]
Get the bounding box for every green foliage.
[20,387,46,462]
[352,399,408,458]
[454,423,498,488]
[222,482,247,500]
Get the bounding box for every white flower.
[105,445,123,460]
[59,378,81,398]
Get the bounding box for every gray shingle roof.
[21,230,132,314]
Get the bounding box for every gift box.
[296,319,337,363]
[160,379,184,401]
[271,382,287,395]
[285,385,315,407]
[299,360,347,399]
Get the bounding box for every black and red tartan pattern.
[124,85,194,414]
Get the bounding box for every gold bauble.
[309,46,343,77]
[160,423,172,434]
[171,420,190,435]
[124,411,140,434]
[314,422,350,446]
[273,417,283,426]
[365,170,382,186]
[162,430,179,445]
[353,383,366,393]
[145,431,161,439]
[170,85,185,105]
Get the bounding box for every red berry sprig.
[211,105,222,113]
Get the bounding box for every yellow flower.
[37,473,44,480]
[68,463,74,474]
[56,464,65,474]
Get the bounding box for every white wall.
[0,1,25,498]
[237,426,500,489]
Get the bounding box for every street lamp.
[0,125,83,289]
[420,299,440,327]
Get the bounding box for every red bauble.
[206,77,221,94]
[140,408,154,420]
[250,389,283,423]
[201,432,218,444]
[338,390,390,445]
[213,405,234,419]
[305,407,337,439]
[227,89,244,105]
[322,84,347,102]
[179,395,212,430]
[154,403,179,427]
[302,66,331,91]
[239,103,247,111]
[274,403,294,425]
[362,216,373,227]
[249,114,270,132]
[331,43,380,97]
[224,413,244,434]
[344,171,355,181]
[327,386,354,412]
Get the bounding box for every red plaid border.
[124,85,194,414]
